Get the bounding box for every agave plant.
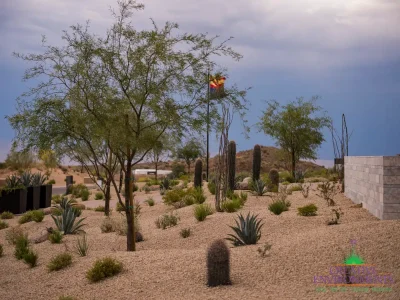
[294,170,307,183]
[52,198,81,218]
[160,178,171,190]
[5,174,22,188]
[251,179,267,196]
[31,173,48,186]
[226,213,264,246]
[19,171,33,187]
[51,204,86,234]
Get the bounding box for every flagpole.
[206,67,210,182]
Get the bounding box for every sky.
[1,0,400,168]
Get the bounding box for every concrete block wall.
[345,156,400,220]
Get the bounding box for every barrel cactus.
[269,169,279,192]
[227,141,236,191]
[207,239,231,287]
[252,144,261,181]
[194,159,203,188]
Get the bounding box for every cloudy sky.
[1,0,400,167]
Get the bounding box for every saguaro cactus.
[252,144,261,181]
[194,159,203,188]
[227,141,236,191]
[207,239,231,287]
[269,169,279,192]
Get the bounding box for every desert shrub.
[317,182,338,206]
[23,249,38,268]
[48,253,72,271]
[304,168,329,178]
[180,228,191,238]
[59,296,76,300]
[0,244,3,257]
[86,257,123,283]
[100,218,115,233]
[70,184,89,198]
[0,211,14,219]
[81,189,90,201]
[75,234,89,257]
[114,216,140,236]
[226,213,264,246]
[221,199,241,213]
[268,200,289,215]
[146,178,161,186]
[116,202,124,212]
[6,227,26,245]
[207,239,231,287]
[145,197,155,206]
[171,162,186,178]
[281,181,290,185]
[289,184,302,192]
[327,208,343,225]
[300,183,311,198]
[189,187,206,204]
[143,185,151,194]
[52,194,62,204]
[298,204,318,216]
[207,181,216,195]
[257,243,272,258]
[48,230,63,244]
[18,210,44,224]
[155,213,179,229]
[14,235,30,260]
[5,147,36,171]
[194,203,213,221]
[182,194,195,206]
[47,179,56,185]
[162,189,186,208]
[0,220,8,230]
[95,206,105,212]
[239,192,248,205]
[251,179,267,196]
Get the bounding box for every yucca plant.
[31,173,48,186]
[51,205,86,234]
[5,174,22,188]
[226,213,264,246]
[251,179,267,196]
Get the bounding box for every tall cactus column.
[194,158,203,188]
[227,141,236,191]
[252,144,261,182]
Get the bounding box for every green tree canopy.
[176,138,204,175]
[258,96,331,177]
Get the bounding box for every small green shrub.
[71,184,89,199]
[81,189,90,201]
[100,218,115,233]
[162,189,186,208]
[207,181,216,195]
[182,194,195,206]
[95,206,105,212]
[6,227,26,245]
[18,212,33,224]
[86,257,123,282]
[23,249,38,268]
[194,204,213,221]
[145,197,155,206]
[0,220,9,230]
[49,230,63,244]
[31,210,45,222]
[47,179,56,185]
[281,181,290,185]
[116,202,124,212]
[268,200,289,215]
[297,204,318,216]
[180,228,191,238]
[289,185,302,192]
[59,296,76,300]
[48,253,72,271]
[75,234,89,257]
[14,235,30,260]
[95,192,104,200]
[0,211,14,219]
[155,213,179,229]
[143,186,151,194]
[239,192,248,204]
[221,199,241,213]
[52,194,62,204]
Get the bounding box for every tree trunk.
[155,160,158,182]
[188,162,191,177]
[104,180,111,216]
[118,168,123,193]
[291,151,296,178]
[125,162,136,251]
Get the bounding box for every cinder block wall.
[345,156,400,220]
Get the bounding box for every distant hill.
[133,146,324,173]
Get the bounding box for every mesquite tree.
[8,0,249,251]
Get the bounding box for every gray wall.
[344,156,400,220]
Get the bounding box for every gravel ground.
[1,183,400,300]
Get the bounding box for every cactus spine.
[252,144,261,181]
[194,159,203,188]
[227,141,236,191]
[207,239,231,287]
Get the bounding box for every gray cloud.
[1,0,399,72]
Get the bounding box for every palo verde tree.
[258,96,331,178]
[176,138,205,176]
[8,0,249,251]
[148,136,174,181]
